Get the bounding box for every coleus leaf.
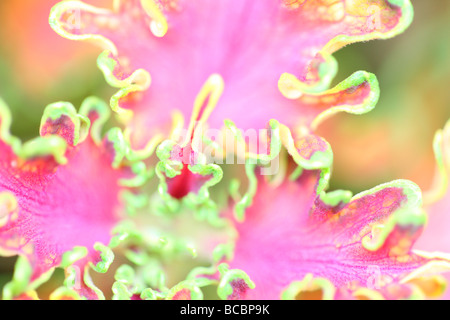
[49,0,411,153]
[45,0,442,301]
[206,155,450,300]
[415,119,450,299]
[0,97,145,299]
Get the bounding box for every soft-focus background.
[0,0,449,297]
